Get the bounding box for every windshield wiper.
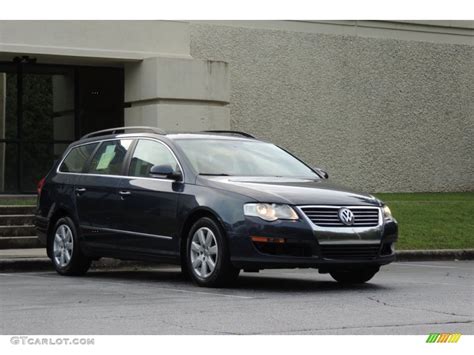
[198,173,232,176]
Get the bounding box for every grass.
[0,198,37,206]
[375,192,474,250]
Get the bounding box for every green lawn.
[375,192,474,250]
[0,198,37,206]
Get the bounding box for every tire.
[330,268,378,284]
[50,217,91,276]
[186,217,240,287]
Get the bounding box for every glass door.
[0,60,124,193]
[0,69,18,192]
[0,61,75,193]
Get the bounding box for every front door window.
[129,140,179,177]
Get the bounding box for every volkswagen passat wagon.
[35,126,398,287]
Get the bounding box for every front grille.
[300,206,380,227]
[320,244,380,260]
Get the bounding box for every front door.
[117,139,182,258]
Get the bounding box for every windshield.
[174,139,318,179]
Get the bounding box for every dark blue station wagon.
[35,126,398,287]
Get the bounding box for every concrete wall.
[190,22,474,192]
[0,21,191,63]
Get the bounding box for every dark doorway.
[0,59,124,193]
[76,67,124,135]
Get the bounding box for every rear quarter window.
[59,143,99,173]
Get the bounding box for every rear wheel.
[330,268,378,284]
[186,217,239,287]
[51,217,91,276]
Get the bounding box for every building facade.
[0,20,472,193]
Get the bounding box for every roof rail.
[81,126,167,140]
[201,130,255,139]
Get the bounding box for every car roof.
[75,128,259,146]
[166,133,256,141]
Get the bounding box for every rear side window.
[59,143,99,173]
[88,140,133,176]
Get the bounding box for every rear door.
[56,140,100,224]
[75,139,133,250]
[116,138,182,257]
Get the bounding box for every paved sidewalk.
[0,248,47,259]
[0,249,51,272]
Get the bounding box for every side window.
[59,143,99,173]
[88,139,133,176]
[129,140,179,177]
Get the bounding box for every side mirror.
[149,164,182,181]
[314,167,329,179]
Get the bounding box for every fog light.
[381,243,394,255]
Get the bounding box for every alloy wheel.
[190,227,218,278]
[53,224,74,268]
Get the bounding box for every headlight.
[243,203,299,221]
[382,205,393,220]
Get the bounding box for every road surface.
[1,261,472,334]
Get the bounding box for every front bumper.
[228,212,398,271]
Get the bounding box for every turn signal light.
[251,236,286,244]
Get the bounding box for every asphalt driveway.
[0,261,472,334]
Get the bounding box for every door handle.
[75,187,86,194]
[119,190,131,196]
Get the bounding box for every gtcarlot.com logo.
[426,333,462,343]
[10,336,95,346]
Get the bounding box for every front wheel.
[330,268,378,284]
[186,217,239,287]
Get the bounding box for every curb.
[0,258,53,272]
[1,249,473,272]
[395,249,474,261]
[0,257,167,273]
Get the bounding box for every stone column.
[124,57,230,131]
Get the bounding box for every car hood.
[198,176,381,206]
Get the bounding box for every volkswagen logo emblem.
[338,208,354,226]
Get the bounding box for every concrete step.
[0,236,43,249]
[0,214,35,226]
[0,225,36,237]
[0,205,36,215]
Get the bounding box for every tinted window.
[129,140,179,177]
[59,143,99,173]
[88,140,132,175]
